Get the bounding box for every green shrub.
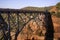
[56,12,60,18]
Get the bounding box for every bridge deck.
[0,8,45,13]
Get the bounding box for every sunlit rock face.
[17,13,46,40]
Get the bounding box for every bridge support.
[45,11,54,40]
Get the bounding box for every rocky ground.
[52,16,60,40]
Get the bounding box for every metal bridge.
[0,9,54,40]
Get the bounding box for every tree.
[56,2,60,10]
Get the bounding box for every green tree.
[56,2,60,10]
